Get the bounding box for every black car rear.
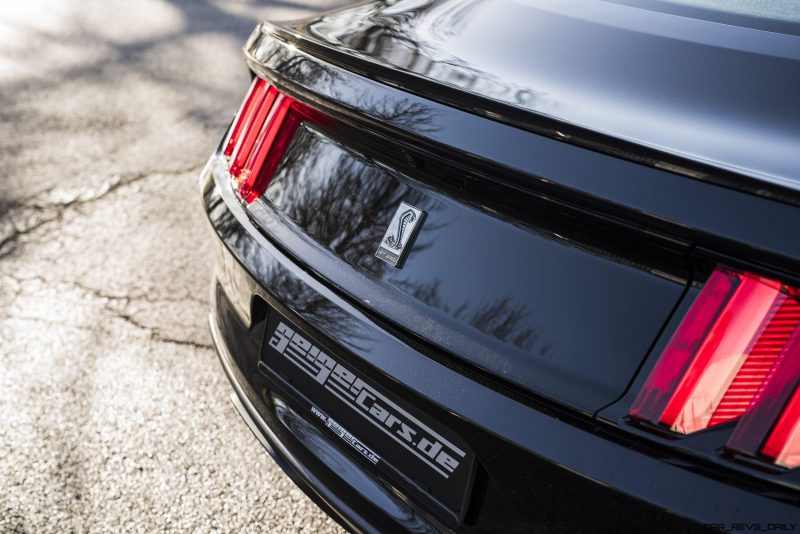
[203,1,800,531]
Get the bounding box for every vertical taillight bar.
[222,77,327,204]
[762,388,800,467]
[629,269,740,430]
[238,95,297,203]
[224,78,266,157]
[230,85,279,177]
[727,328,800,467]
[630,265,800,468]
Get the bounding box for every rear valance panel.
[248,124,685,413]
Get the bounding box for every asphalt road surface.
[0,1,349,531]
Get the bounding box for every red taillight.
[224,78,268,158]
[761,388,800,467]
[230,85,279,177]
[727,326,800,468]
[629,266,800,468]
[223,78,324,203]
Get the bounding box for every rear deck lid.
[242,121,686,414]
[296,0,800,192]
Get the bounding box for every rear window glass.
[660,0,800,24]
[612,0,800,34]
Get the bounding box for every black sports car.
[201,1,800,531]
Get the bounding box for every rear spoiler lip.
[242,23,800,276]
[246,22,800,208]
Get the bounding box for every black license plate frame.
[259,309,475,518]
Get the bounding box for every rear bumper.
[201,159,798,533]
[208,308,371,533]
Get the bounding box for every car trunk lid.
[241,117,688,414]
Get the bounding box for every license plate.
[260,310,475,516]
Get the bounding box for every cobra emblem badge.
[384,209,416,250]
[376,202,426,267]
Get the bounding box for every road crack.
[1,273,212,350]
[112,310,213,350]
[0,165,202,256]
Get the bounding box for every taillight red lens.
[223,78,325,203]
[727,326,800,467]
[230,85,279,178]
[761,387,800,467]
[711,295,800,427]
[630,266,800,467]
[224,78,267,158]
[237,94,295,203]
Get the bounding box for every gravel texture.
[0,1,348,532]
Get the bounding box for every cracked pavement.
[0,1,348,532]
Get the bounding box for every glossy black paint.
[240,18,800,414]
[291,0,800,197]
[246,23,800,272]
[202,165,798,532]
[204,1,800,530]
[252,123,683,414]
